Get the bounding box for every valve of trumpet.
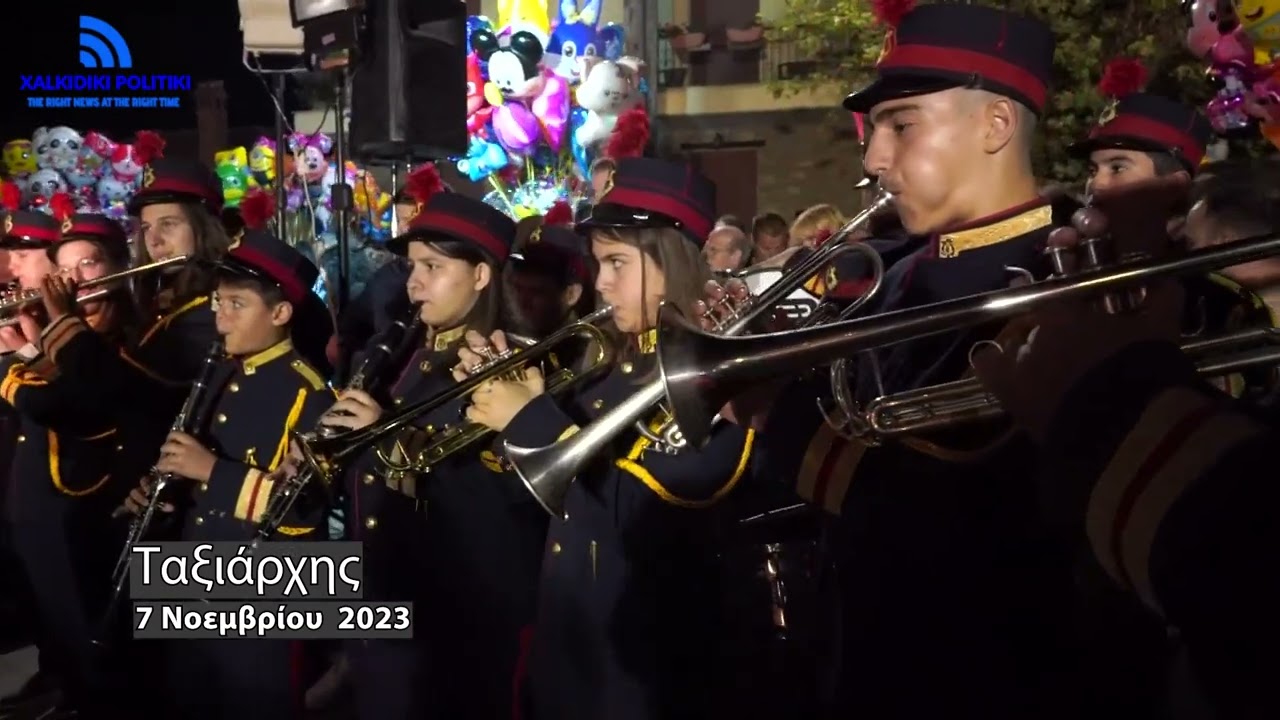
[1071,205,1108,238]
[1077,236,1110,272]
[724,277,751,304]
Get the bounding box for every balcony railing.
[655,34,858,90]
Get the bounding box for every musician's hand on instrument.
[125,477,174,515]
[454,331,495,380]
[156,431,217,483]
[324,390,383,431]
[0,325,27,353]
[466,368,543,431]
[40,274,77,322]
[971,280,1185,444]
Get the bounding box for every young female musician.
[463,158,756,720]
[318,185,548,720]
[0,213,143,716]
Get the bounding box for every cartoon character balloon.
[498,0,551,46]
[546,0,602,84]
[3,141,36,179]
[32,127,84,173]
[574,57,644,149]
[249,137,277,187]
[1237,0,1280,61]
[27,168,67,204]
[215,147,254,208]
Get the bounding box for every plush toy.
[574,57,644,149]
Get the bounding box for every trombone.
[504,190,895,518]
[290,306,616,494]
[0,255,188,327]
[653,229,1280,442]
[861,326,1280,438]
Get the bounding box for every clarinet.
[250,306,422,549]
[94,340,225,647]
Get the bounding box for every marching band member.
[319,189,544,719]
[506,205,595,369]
[971,223,1280,718]
[465,158,755,720]
[121,228,334,720]
[0,211,139,716]
[35,161,227,452]
[724,5,1094,717]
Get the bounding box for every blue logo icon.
[78,16,132,69]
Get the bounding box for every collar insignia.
[228,229,244,251]
[937,204,1054,259]
[142,165,156,188]
[4,215,13,236]
[61,217,74,234]
[1098,99,1119,126]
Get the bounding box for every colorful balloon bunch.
[0,126,165,224]
[1186,0,1280,147]
[213,134,396,243]
[456,0,650,219]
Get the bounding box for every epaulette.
[141,295,209,345]
[289,357,326,391]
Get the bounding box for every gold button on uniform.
[194,516,205,526]
[362,473,375,485]
[228,382,240,392]
[550,542,562,554]
[591,399,604,410]
[621,362,634,374]
[16,435,24,443]
[394,398,403,406]
[199,482,209,493]
[216,414,228,424]
[364,517,378,529]
[420,360,433,373]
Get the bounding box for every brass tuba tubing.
[293,306,617,487]
[504,190,896,517]
[0,255,188,326]
[657,230,1280,442]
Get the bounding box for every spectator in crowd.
[790,204,846,249]
[704,224,753,273]
[715,214,748,234]
[750,213,790,263]
[1184,159,1280,304]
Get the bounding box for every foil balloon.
[498,0,551,46]
[467,54,494,138]
[1237,0,1280,62]
[249,137,276,187]
[598,22,626,61]
[3,140,36,179]
[1186,0,1236,58]
[456,136,510,182]
[491,101,542,156]
[215,147,253,208]
[467,15,495,55]
[530,72,571,151]
[1207,29,1265,132]
[568,105,591,178]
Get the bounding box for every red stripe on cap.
[144,177,221,207]
[600,187,713,241]
[9,225,59,244]
[230,245,307,304]
[1090,114,1205,167]
[414,210,509,264]
[879,44,1048,112]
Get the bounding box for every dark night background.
[2,3,284,141]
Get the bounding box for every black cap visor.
[843,72,966,114]
[127,189,210,216]
[1,235,53,251]
[574,201,696,244]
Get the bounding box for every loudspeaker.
[350,0,467,165]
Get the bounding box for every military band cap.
[389,192,516,265]
[577,157,716,245]
[843,4,1055,115]
[1068,93,1213,170]
[1,210,60,249]
[519,223,591,283]
[219,229,319,306]
[58,213,128,250]
[129,159,224,216]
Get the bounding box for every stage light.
[290,0,363,27]
[239,0,304,56]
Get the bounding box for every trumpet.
[504,189,895,518]
[0,255,188,327]
[653,229,1280,442]
[861,326,1280,438]
[250,307,423,548]
[286,306,616,505]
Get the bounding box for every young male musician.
[0,212,135,717]
[120,228,334,719]
[318,190,545,719]
[465,158,755,720]
[971,184,1280,717]
[727,5,1115,717]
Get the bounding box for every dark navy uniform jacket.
[495,332,755,720]
[345,324,548,720]
[180,338,333,541]
[756,199,1102,719]
[1038,339,1280,719]
[39,296,220,492]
